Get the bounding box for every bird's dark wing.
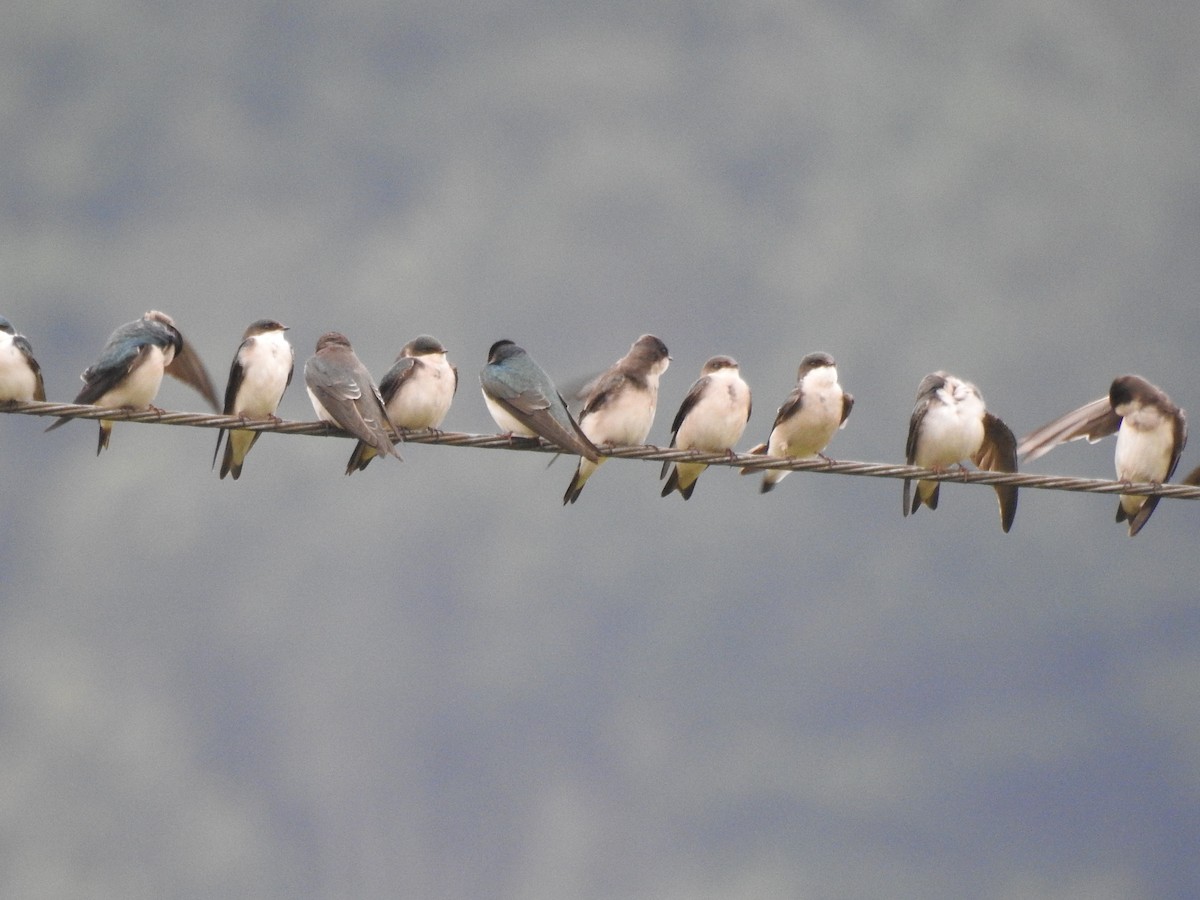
[904,395,933,466]
[495,392,599,462]
[76,341,154,405]
[669,375,711,438]
[901,394,935,518]
[15,335,45,401]
[770,384,804,432]
[974,412,1019,533]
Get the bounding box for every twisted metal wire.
[6,399,1200,501]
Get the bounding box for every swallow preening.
[9,315,1194,534]
[902,371,1018,533]
[1019,375,1187,536]
[45,310,218,453]
[741,352,852,494]
[213,319,294,480]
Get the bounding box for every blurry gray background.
[2,2,1199,898]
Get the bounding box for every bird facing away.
[45,310,218,453]
[903,371,1018,533]
[213,319,294,480]
[480,339,599,462]
[304,332,401,471]
[0,316,46,403]
[563,334,670,505]
[1018,374,1186,536]
[741,352,853,494]
[347,334,457,474]
[660,355,751,500]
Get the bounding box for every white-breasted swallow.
[0,316,46,403]
[904,371,1018,533]
[213,319,294,480]
[660,355,751,500]
[347,334,457,474]
[741,352,852,494]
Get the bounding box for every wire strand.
[6,399,1199,501]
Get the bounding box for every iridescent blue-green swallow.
[1019,374,1186,536]
[480,339,599,462]
[0,316,46,403]
[45,310,218,453]
[213,319,294,480]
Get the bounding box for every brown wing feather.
[166,335,220,410]
[973,412,1019,533]
[1017,397,1118,462]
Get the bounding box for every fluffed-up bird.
[903,371,1018,533]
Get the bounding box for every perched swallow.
[304,332,401,470]
[480,339,599,462]
[660,356,751,500]
[903,371,1018,532]
[563,334,670,505]
[45,310,218,453]
[1018,375,1186,536]
[213,319,294,480]
[0,317,46,403]
[347,335,458,474]
[740,352,853,494]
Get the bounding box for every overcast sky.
[2,2,1199,898]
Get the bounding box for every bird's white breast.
[1114,408,1174,484]
[483,391,536,437]
[677,370,750,453]
[913,382,985,468]
[770,367,843,458]
[582,377,659,446]
[389,356,455,429]
[235,332,292,416]
[0,333,37,401]
[99,345,167,408]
